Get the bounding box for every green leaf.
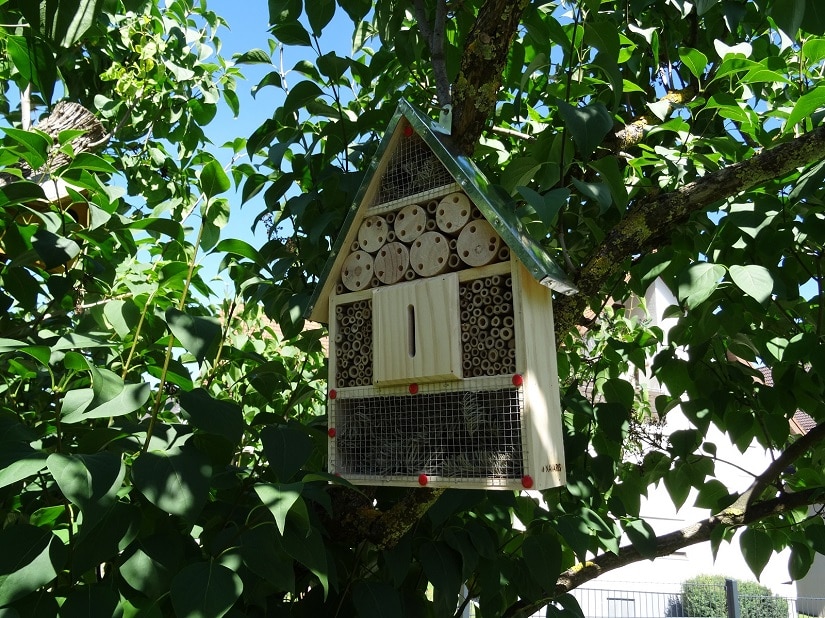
[46,452,124,516]
[179,389,244,446]
[49,0,103,46]
[623,519,657,559]
[170,562,243,618]
[67,152,117,174]
[0,449,47,489]
[261,424,314,482]
[199,159,231,199]
[59,585,121,618]
[254,483,304,535]
[61,373,151,423]
[352,582,403,618]
[419,541,462,617]
[677,263,725,309]
[522,533,562,592]
[233,49,272,64]
[694,478,730,510]
[772,0,805,39]
[556,100,613,158]
[103,299,141,339]
[306,0,335,35]
[728,265,773,303]
[740,528,773,580]
[785,85,825,133]
[165,308,222,365]
[283,80,324,116]
[678,47,708,79]
[132,447,211,519]
[0,525,66,606]
[279,527,330,597]
[271,20,312,46]
[120,532,186,599]
[517,187,569,226]
[31,229,81,270]
[2,127,50,170]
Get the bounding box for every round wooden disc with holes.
[341,251,375,291]
[393,203,428,243]
[357,215,388,253]
[374,241,410,284]
[457,219,501,267]
[436,192,472,236]
[410,231,450,277]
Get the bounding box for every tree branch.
[451,0,530,154]
[553,124,825,339]
[412,0,451,108]
[503,485,825,618]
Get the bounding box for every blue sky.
[200,1,355,290]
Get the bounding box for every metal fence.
[561,580,825,618]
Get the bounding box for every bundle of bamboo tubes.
[459,274,516,377]
[334,300,373,387]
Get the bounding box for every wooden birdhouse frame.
[307,101,578,491]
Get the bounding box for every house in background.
[572,278,825,617]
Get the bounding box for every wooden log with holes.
[357,215,389,253]
[436,192,472,236]
[410,231,450,277]
[393,203,428,243]
[341,251,375,291]
[457,219,502,267]
[374,241,410,285]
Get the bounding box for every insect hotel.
[307,101,577,490]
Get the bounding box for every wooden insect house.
[307,100,578,490]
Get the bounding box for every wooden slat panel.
[373,274,462,385]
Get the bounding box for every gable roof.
[306,100,577,323]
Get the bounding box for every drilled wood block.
[436,192,472,236]
[341,251,374,291]
[394,203,428,243]
[457,219,501,267]
[374,241,410,285]
[410,231,450,277]
[357,215,389,253]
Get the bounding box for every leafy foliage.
[673,574,789,618]
[1,0,825,616]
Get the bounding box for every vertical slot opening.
[407,304,416,358]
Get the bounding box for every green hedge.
[666,574,788,618]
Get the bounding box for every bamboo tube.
[480,359,493,372]
[463,358,473,372]
[491,275,501,286]
[351,339,362,353]
[498,246,510,262]
[461,309,472,322]
[334,333,344,344]
[449,238,458,250]
[469,324,480,337]
[495,339,507,351]
[470,279,484,293]
[341,251,375,291]
[471,307,482,318]
[351,240,360,252]
[404,269,416,281]
[448,254,461,270]
[335,305,345,318]
[488,349,500,363]
[503,316,514,328]
[461,331,471,343]
[490,316,501,328]
[483,337,496,350]
[503,291,513,303]
[386,230,396,242]
[385,211,396,224]
[500,326,514,341]
[490,327,500,340]
[345,349,356,360]
[335,283,345,295]
[477,315,489,330]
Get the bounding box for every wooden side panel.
[512,263,566,490]
[373,274,462,385]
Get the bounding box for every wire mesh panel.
[331,385,525,485]
[373,130,455,206]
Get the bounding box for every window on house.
[607,597,636,618]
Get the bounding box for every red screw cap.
[329,389,337,400]
[521,475,534,489]
[409,383,419,395]
[328,428,337,438]
[403,125,414,137]
[512,374,524,387]
[418,474,429,486]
